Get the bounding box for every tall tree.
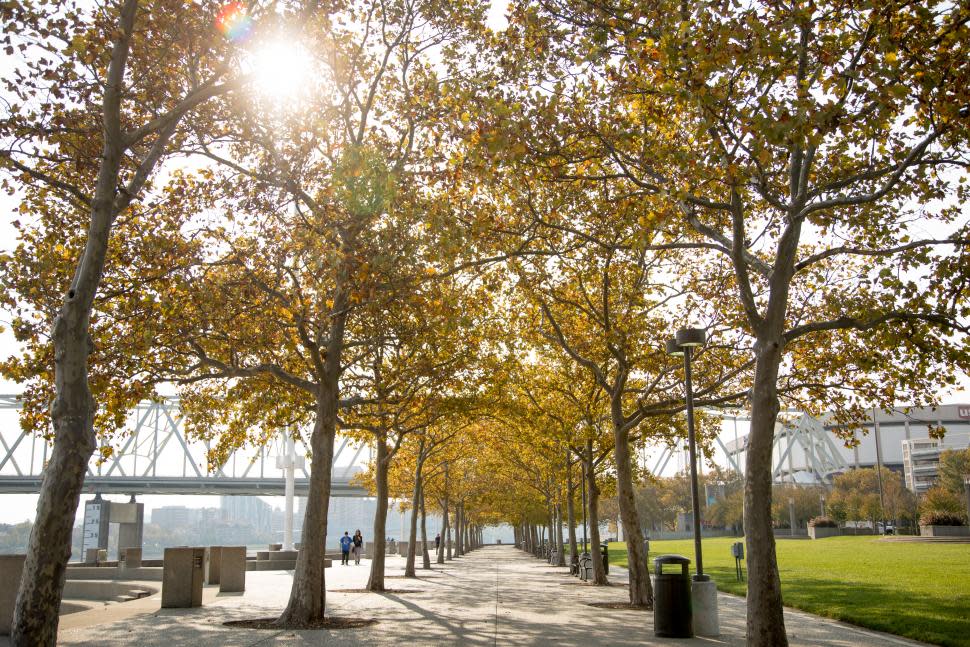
[0,0,236,641]
[494,2,969,642]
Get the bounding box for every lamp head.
[666,338,685,357]
[675,327,707,347]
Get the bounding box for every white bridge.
[0,395,369,497]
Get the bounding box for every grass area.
[606,536,970,647]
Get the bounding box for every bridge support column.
[117,496,144,559]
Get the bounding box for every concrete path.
[33,545,930,646]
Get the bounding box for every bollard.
[0,555,25,636]
[220,546,246,593]
[162,547,205,608]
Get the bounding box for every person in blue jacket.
[339,531,352,565]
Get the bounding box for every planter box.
[809,526,840,539]
[920,525,970,537]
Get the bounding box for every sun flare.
[249,41,314,105]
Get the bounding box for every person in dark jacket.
[352,529,364,565]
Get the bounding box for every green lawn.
[607,536,970,647]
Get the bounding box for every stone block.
[274,550,298,560]
[269,543,283,551]
[256,551,271,560]
[162,547,205,608]
[120,547,142,569]
[365,541,374,558]
[692,578,719,637]
[220,546,246,593]
[921,525,970,537]
[85,548,107,565]
[205,546,222,585]
[398,541,410,556]
[0,554,25,636]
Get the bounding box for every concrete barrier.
[66,566,162,582]
[205,546,222,585]
[269,543,283,551]
[398,541,410,556]
[63,580,158,601]
[162,547,204,608]
[0,554,25,635]
[220,546,246,593]
[120,547,142,569]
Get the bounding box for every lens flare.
[251,41,313,103]
[216,2,253,42]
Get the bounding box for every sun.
[248,40,315,105]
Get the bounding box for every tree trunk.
[437,501,449,564]
[445,509,453,560]
[405,451,425,578]
[613,422,652,607]
[567,466,578,568]
[454,502,463,557]
[586,444,607,585]
[745,341,789,646]
[556,502,566,566]
[278,392,337,625]
[10,4,139,644]
[279,249,351,624]
[420,487,431,569]
[367,436,389,591]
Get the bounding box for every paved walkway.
[37,545,929,646]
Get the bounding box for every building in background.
[221,496,273,533]
[902,434,970,493]
[149,505,190,527]
[721,404,970,488]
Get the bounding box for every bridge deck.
[0,475,367,496]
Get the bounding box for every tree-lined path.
[41,546,928,647]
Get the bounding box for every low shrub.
[808,516,838,528]
[919,511,967,527]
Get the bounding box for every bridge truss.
[647,409,849,485]
[0,395,369,496]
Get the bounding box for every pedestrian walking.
[353,529,363,565]
[435,533,441,550]
[339,531,352,565]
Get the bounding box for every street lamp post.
[667,326,720,637]
[667,327,707,580]
[581,461,589,557]
[964,476,970,526]
[789,497,797,537]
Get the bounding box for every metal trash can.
[653,554,692,638]
[600,543,609,574]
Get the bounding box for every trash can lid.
[653,554,690,566]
